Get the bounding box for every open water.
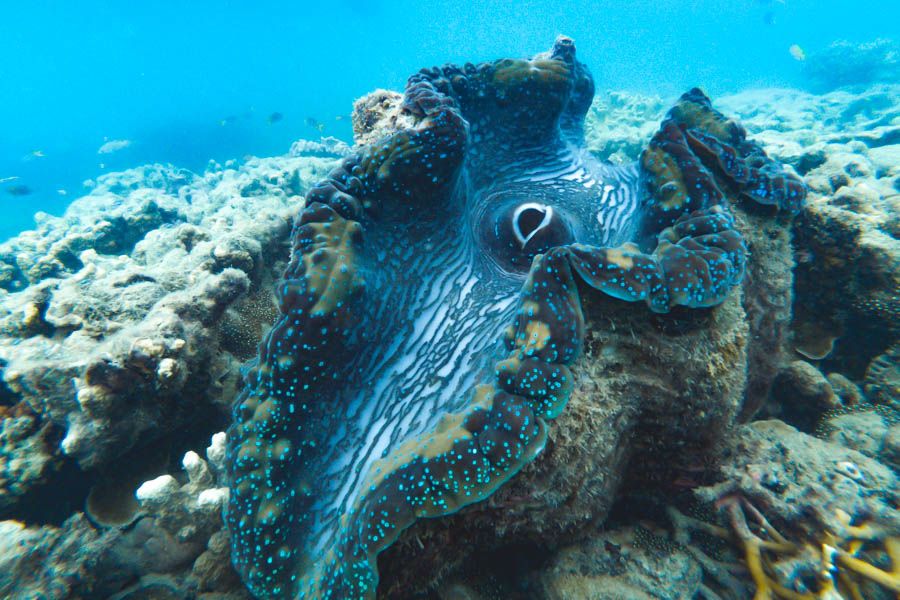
[1,0,897,239]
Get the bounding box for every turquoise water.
[0,0,896,239]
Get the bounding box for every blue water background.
[1,0,897,240]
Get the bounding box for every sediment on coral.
[0,147,341,520]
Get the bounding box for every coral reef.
[802,39,900,93]
[0,41,894,600]
[0,148,341,516]
[750,92,898,384]
[686,420,899,599]
[716,89,898,366]
[0,433,246,599]
[583,83,900,416]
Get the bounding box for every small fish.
[304,116,318,127]
[267,112,284,124]
[335,114,346,121]
[25,150,45,159]
[305,116,326,133]
[219,115,238,126]
[789,44,806,61]
[99,163,106,169]
[57,189,68,196]
[98,138,133,154]
[0,176,20,184]
[6,184,32,196]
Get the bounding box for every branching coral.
[704,495,898,599]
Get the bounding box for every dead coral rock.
[771,360,841,432]
[537,527,702,600]
[884,423,900,471]
[0,512,218,600]
[352,89,417,147]
[585,91,666,163]
[710,86,900,382]
[827,372,864,405]
[792,187,899,378]
[865,342,900,410]
[0,166,191,292]
[699,420,899,541]
[791,145,900,379]
[0,433,241,600]
[0,405,60,514]
[131,434,239,594]
[191,530,249,596]
[826,409,891,461]
[0,513,133,599]
[0,148,339,513]
[0,517,87,598]
[57,267,248,468]
[693,419,899,599]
